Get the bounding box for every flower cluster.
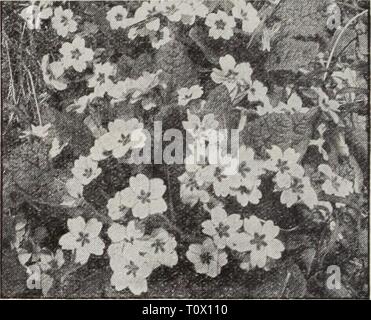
[108,222,177,295]
[187,208,285,276]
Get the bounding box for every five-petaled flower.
[205,10,236,40]
[59,217,105,265]
[108,220,146,260]
[60,36,94,72]
[41,54,67,91]
[118,174,167,219]
[51,6,78,37]
[177,85,204,106]
[143,228,178,268]
[178,171,210,207]
[243,215,284,268]
[106,5,129,30]
[201,207,242,249]
[110,251,152,295]
[265,146,305,189]
[88,62,116,97]
[107,118,146,159]
[20,4,53,30]
[318,164,353,197]
[278,175,318,209]
[232,0,260,33]
[211,54,252,100]
[71,155,102,185]
[186,238,228,278]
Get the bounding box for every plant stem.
[323,10,368,81]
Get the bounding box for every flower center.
[200,251,213,264]
[60,15,68,26]
[250,232,267,250]
[151,239,166,253]
[239,161,251,178]
[215,19,226,30]
[215,222,230,238]
[137,189,151,203]
[291,177,304,194]
[276,159,289,173]
[71,49,82,60]
[83,167,93,178]
[331,177,341,191]
[214,167,226,182]
[118,134,131,146]
[96,72,105,85]
[115,13,123,21]
[76,232,90,247]
[125,261,139,277]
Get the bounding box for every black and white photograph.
[0,0,369,301]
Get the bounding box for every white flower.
[318,164,353,197]
[247,80,268,102]
[186,238,228,277]
[243,216,284,268]
[182,111,219,142]
[61,178,84,207]
[107,118,146,159]
[151,27,172,49]
[49,137,68,159]
[51,6,77,37]
[107,190,131,221]
[118,174,167,219]
[38,248,65,272]
[210,156,240,197]
[129,70,163,110]
[108,78,136,100]
[279,175,318,209]
[205,10,236,40]
[20,5,52,30]
[71,156,102,185]
[211,54,252,100]
[178,172,210,207]
[60,36,94,72]
[177,85,203,106]
[89,133,115,161]
[41,55,67,91]
[157,0,183,22]
[143,228,178,268]
[178,0,209,25]
[108,221,145,261]
[110,251,152,295]
[88,62,116,97]
[106,5,129,30]
[59,217,105,264]
[201,207,242,249]
[230,177,263,206]
[276,92,309,114]
[309,123,329,161]
[20,123,52,139]
[233,145,265,183]
[68,93,96,114]
[232,0,260,33]
[266,146,305,189]
[133,1,161,32]
[312,87,340,124]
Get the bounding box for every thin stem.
[24,65,43,126]
[323,10,368,81]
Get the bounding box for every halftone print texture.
[1,0,369,299]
